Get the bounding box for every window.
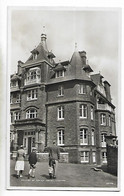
[11,80,18,87]
[10,112,13,124]
[26,109,37,119]
[25,68,41,85]
[58,85,64,96]
[79,84,86,94]
[80,104,87,118]
[27,89,38,101]
[10,95,13,104]
[80,151,89,163]
[32,138,35,147]
[101,133,107,147]
[14,112,20,120]
[58,130,65,145]
[91,129,95,145]
[31,71,36,80]
[108,115,111,126]
[57,106,64,120]
[92,152,96,163]
[16,94,21,103]
[24,138,26,148]
[56,70,64,78]
[102,152,107,163]
[91,106,94,120]
[100,113,106,125]
[80,128,88,145]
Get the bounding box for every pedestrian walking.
[48,141,60,179]
[28,147,37,179]
[15,145,25,178]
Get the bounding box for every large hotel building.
[10,32,116,165]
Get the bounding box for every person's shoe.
[49,173,52,179]
[20,174,23,177]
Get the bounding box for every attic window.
[56,70,64,78]
[33,53,38,60]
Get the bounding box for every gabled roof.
[54,63,66,71]
[11,74,21,81]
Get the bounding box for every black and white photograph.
[0,1,123,194]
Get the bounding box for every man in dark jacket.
[28,147,37,179]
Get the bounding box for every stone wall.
[37,152,69,163]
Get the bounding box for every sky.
[9,7,121,132]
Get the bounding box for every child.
[28,147,37,179]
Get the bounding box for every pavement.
[9,160,118,189]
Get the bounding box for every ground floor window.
[57,129,65,145]
[102,152,107,163]
[92,152,96,163]
[80,151,89,163]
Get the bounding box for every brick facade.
[10,33,116,165]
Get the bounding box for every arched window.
[26,108,37,119]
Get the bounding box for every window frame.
[57,106,64,120]
[58,85,64,96]
[101,133,107,147]
[26,108,37,119]
[57,129,65,146]
[79,84,87,94]
[100,113,106,126]
[80,151,89,163]
[91,129,95,145]
[79,104,87,119]
[27,89,38,101]
[102,152,107,163]
[91,106,94,120]
[80,128,88,145]
[56,70,64,78]
[14,112,21,120]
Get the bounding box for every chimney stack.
[104,80,111,102]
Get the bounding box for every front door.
[28,137,32,154]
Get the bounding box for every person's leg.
[28,165,32,178]
[20,170,23,177]
[53,160,58,178]
[16,170,20,178]
[32,168,35,178]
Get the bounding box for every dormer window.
[11,80,18,87]
[31,49,39,60]
[33,53,38,60]
[56,70,64,78]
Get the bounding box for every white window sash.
[80,105,87,118]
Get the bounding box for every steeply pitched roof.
[69,51,92,81]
